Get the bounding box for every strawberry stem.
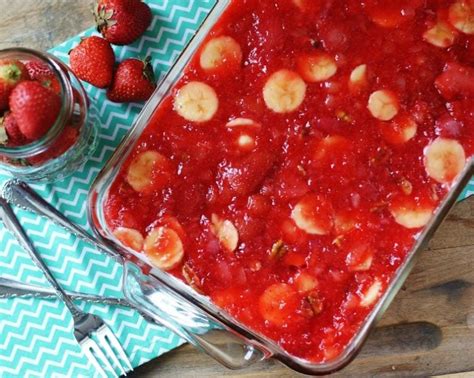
[0,64,22,82]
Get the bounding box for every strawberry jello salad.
[104,0,473,363]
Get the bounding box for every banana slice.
[423,21,458,48]
[368,90,399,121]
[334,212,356,235]
[365,2,418,28]
[200,36,243,71]
[259,283,298,326]
[360,279,382,307]
[291,194,334,235]
[349,64,368,90]
[297,53,338,83]
[295,272,319,292]
[113,227,144,252]
[226,118,260,152]
[345,244,373,272]
[127,151,171,193]
[144,226,184,271]
[236,134,255,150]
[174,81,219,122]
[210,214,239,253]
[389,199,434,229]
[380,114,417,145]
[449,0,474,35]
[226,118,261,129]
[424,138,466,184]
[263,70,306,113]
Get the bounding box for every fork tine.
[95,331,126,376]
[82,337,118,378]
[81,338,112,378]
[96,324,133,374]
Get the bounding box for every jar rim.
[0,48,74,159]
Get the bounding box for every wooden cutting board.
[1,1,472,376]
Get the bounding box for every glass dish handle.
[122,262,268,369]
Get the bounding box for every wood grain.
[0,0,92,51]
[0,1,473,377]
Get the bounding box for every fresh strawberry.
[69,36,115,88]
[25,60,52,78]
[9,81,62,141]
[1,112,27,145]
[94,0,152,45]
[25,60,61,94]
[28,125,78,165]
[0,59,29,111]
[107,57,156,102]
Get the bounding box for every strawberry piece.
[0,59,29,111]
[9,81,62,141]
[258,283,301,326]
[435,62,474,100]
[217,150,276,199]
[94,0,152,45]
[447,99,474,124]
[364,0,424,28]
[69,36,115,88]
[107,57,156,102]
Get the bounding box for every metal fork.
[0,276,155,323]
[0,198,133,378]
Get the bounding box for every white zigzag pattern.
[0,340,85,376]
[0,321,74,360]
[1,2,218,375]
[99,123,132,142]
[123,324,155,354]
[75,263,121,295]
[0,252,34,272]
[0,302,68,346]
[40,243,99,272]
[90,145,117,163]
[0,238,21,254]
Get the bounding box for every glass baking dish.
[87,0,474,374]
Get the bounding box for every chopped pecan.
[332,235,344,247]
[270,240,288,260]
[182,263,204,294]
[399,177,413,195]
[370,201,388,213]
[335,110,352,123]
[307,291,324,315]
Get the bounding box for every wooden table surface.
[1,1,473,377]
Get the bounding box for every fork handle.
[0,277,157,323]
[0,277,125,306]
[0,198,83,320]
[2,180,123,262]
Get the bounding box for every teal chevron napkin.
[0,1,215,377]
[0,0,472,377]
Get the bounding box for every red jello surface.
[104,0,473,362]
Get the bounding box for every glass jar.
[0,48,98,182]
